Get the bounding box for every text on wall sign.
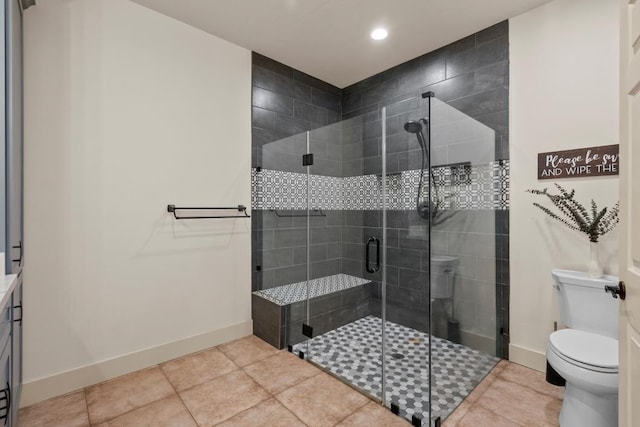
[537,144,619,179]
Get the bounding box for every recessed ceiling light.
[370,28,388,41]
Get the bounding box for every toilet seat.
[549,329,618,373]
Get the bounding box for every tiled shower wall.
[251,53,344,292]
[251,53,343,168]
[251,21,510,356]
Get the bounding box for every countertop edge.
[0,274,18,312]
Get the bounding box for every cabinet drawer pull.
[11,241,22,267]
[13,304,22,326]
[0,382,10,425]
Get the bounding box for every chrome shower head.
[404,119,428,149]
[403,120,422,134]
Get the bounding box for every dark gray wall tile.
[294,100,327,124]
[363,156,382,175]
[343,74,381,95]
[343,226,363,243]
[342,159,363,176]
[274,228,307,248]
[327,242,343,258]
[447,87,508,118]
[312,88,342,112]
[476,20,509,45]
[311,259,342,279]
[310,226,341,245]
[342,91,362,114]
[252,294,282,348]
[398,268,428,291]
[343,259,363,276]
[342,242,362,261]
[343,211,364,226]
[260,248,294,270]
[253,65,298,99]
[252,87,293,116]
[274,113,313,137]
[327,110,341,125]
[252,52,293,77]
[387,248,423,270]
[253,107,276,130]
[272,264,307,286]
[440,34,476,55]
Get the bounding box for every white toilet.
[430,255,459,299]
[547,269,619,427]
[430,256,459,339]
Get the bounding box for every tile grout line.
[209,372,273,426]
[332,397,373,426]
[85,365,177,425]
[273,365,375,427]
[82,388,92,427]
[469,401,527,427]
[158,364,201,426]
[237,352,314,427]
[471,393,530,427]
[454,361,555,427]
[242,350,324,393]
[495,374,564,402]
[196,340,281,426]
[269,372,323,427]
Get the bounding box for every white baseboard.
[21,319,253,408]
[509,343,547,372]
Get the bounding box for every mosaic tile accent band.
[293,315,499,425]
[252,273,370,306]
[251,160,509,211]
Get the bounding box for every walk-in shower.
[251,92,507,425]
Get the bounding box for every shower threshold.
[292,315,498,425]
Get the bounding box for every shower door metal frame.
[381,108,388,406]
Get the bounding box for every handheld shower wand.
[403,118,436,219]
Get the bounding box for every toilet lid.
[549,329,618,370]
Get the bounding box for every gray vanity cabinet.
[0,0,24,425]
[0,293,11,426]
[10,281,21,424]
[0,335,10,426]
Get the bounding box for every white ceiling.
[130,0,552,88]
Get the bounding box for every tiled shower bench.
[252,274,375,349]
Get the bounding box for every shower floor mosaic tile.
[253,273,370,306]
[293,315,499,425]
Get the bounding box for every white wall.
[509,0,619,370]
[23,0,252,404]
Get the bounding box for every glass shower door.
[300,117,386,404]
[380,95,433,425]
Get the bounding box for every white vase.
[587,241,604,278]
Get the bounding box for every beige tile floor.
[18,335,563,427]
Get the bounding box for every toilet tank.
[552,269,619,338]
[431,255,459,299]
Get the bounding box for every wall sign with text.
[537,144,619,179]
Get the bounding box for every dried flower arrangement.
[527,183,619,242]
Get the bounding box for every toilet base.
[560,383,617,427]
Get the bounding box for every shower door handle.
[366,237,380,273]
